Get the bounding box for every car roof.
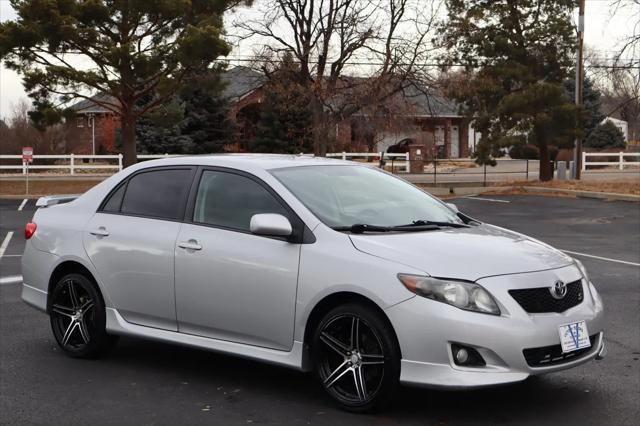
[135,154,357,171]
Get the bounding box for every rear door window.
[115,168,193,220]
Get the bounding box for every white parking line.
[0,232,14,258]
[0,275,23,285]
[562,250,640,267]
[18,199,27,211]
[462,196,510,203]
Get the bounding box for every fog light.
[451,344,486,367]
[455,348,469,364]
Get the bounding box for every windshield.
[271,165,462,229]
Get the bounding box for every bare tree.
[610,0,640,62]
[234,0,442,155]
[0,99,67,155]
[587,45,640,143]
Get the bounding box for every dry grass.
[486,179,640,197]
[436,160,478,169]
[0,180,100,196]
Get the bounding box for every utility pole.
[89,113,96,156]
[573,0,585,179]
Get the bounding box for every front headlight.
[574,258,590,283]
[398,274,501,315]
[574,258,601,307]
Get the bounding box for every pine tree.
[1,0,233,166]
[250,56,313,153]
[442,0,580,181]
[136,72,234,155]
[585,121,626,149]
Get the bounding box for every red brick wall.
[65,113,120,154]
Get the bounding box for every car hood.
[349,224,573,281]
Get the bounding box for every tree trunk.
[311,98,328,156]
[121,112,137,168]
[539,142,553,181]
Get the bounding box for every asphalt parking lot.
[1,195,639,425]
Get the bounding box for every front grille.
[509,280,584,313]
[523,334,597,367]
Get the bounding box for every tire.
[49,273,118,358]
[311,303,401,412]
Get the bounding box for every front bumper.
[386,265,605,388]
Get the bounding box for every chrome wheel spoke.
[61,321,78,346]
[80,300,94,314]
[350,316,360,351]
[324,360,351,389]
[353,366,367,401]
[361,353,384,365]
[77,319,90,344]
[67,281,80,309]
[320,332,350,356]
[52,304,75,318]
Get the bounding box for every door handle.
[89,227,110,237]
[178,240,202,251]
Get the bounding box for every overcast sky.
[0,0,637,121]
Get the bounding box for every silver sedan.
[21,155,605,411]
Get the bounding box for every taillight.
[25,222,37,240]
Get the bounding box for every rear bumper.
[21,242,57,312]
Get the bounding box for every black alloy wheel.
[49,273,117,358]
[312,303,400,412]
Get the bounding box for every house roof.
[400,84,461,117]
[66,67,462,118]
[602,117,628,125]
[69,93,119,114]
[220,66,266,101]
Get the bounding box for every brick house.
[65,67,474,158]
[66,94,120,154]
[226,66,473,158]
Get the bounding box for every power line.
[218,56,640,70]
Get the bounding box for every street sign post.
[22,147,33,195]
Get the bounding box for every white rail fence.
[582,151,640,171]
[0,152,410,175]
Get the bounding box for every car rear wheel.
[311,303,400,412]
[49,273,118,358]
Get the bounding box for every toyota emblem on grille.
[550,280,568,299]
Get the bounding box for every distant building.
[66,94,120,154]
[227,66,471,158]
[64,66,471,158]
[601,117,629,142]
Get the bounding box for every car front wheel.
[311,303,401,412]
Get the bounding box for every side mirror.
[250,214,293,237]
[446,203,459,213]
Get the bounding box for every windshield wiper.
[332,223,440,234]
[407,220,470,228]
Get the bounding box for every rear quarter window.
[102,168,193,220]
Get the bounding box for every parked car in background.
[22,155,605,411]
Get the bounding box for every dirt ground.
[1,176,638,197]
[0,180,100,196]
[486,179,640,197]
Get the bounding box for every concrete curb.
[417,185,512,197]
[522,186,640,202]
[0,195,42,200]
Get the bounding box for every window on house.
[77,116,84,128]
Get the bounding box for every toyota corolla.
[21,155,604,411]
